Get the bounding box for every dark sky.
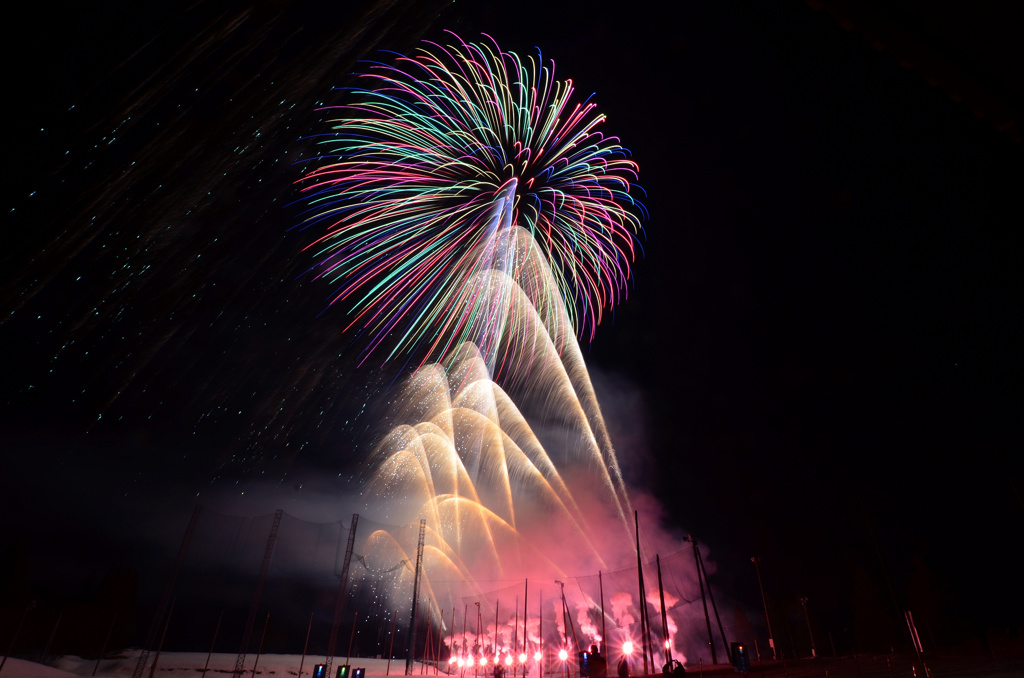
[2,0,1023,658]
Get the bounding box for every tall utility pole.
[494,600,500,658]
[449,607,456,667]
[234,509,283,676]
[633,512,649,675]
[327,514,360,676]
[388,611,400,676]
[476,601,483,676]
[538,591,543,678]
[799,598,816,658]
[598,572,607,656]
[346,612,359,666]
[93,611,113,677]
[556,580,580,652]
[512,598,518,672]
[202,610,223,677]
[298,611,314,678]
[406,520,427,675]
[686,536,715,664]
[656,555,671,666]
[695,544,730,661]
[751,558,776,660]
[251,613,270,678]
[149,598,176,678]
[133,505,201,678]
[522,579,529,678]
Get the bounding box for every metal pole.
[689,538,715,665]
[251,613,270,678]
[462,604,468,677]
[149,598,175,678]
[513,598,519,662]
[388,611,399,676]
[92,611,114,677]
[476,601,483,675]
[347,611,359,666]
[43,610,63,665]
[538,591,543,678]
[437,606,446,676]
[751,558,775,660]
[450,607,457,667]
[203,611,224,676]
[695,547,729,662]
[0,601,35,675]
[407,520,427,675]
[423,606,432,674]
[299,611,314,677]
[634,512,648,675]
[799,598,816,658]
[598,572,607,657]
[556,581,578,654]
[235,509,283,677]
[523,579,529,678]
[656,556,671,667]
[327,514,360,677]
[564,587,581,678]
[133,505,201,678]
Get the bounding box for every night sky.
[3,0,1023,660]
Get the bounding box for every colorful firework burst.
[298,32,645,365]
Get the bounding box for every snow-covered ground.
[3,653,450,678]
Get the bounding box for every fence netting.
[149,508,726,668]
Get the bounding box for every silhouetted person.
[617,656,629,678]
[590,645,607,678]
[662,659,684,676]
[494,662,505,678]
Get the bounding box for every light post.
[799,597,816,658]
[750,558,776,660]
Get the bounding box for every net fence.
[143,508,727,668]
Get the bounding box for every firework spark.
[300,33,658,659]
[298,32,644,366]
